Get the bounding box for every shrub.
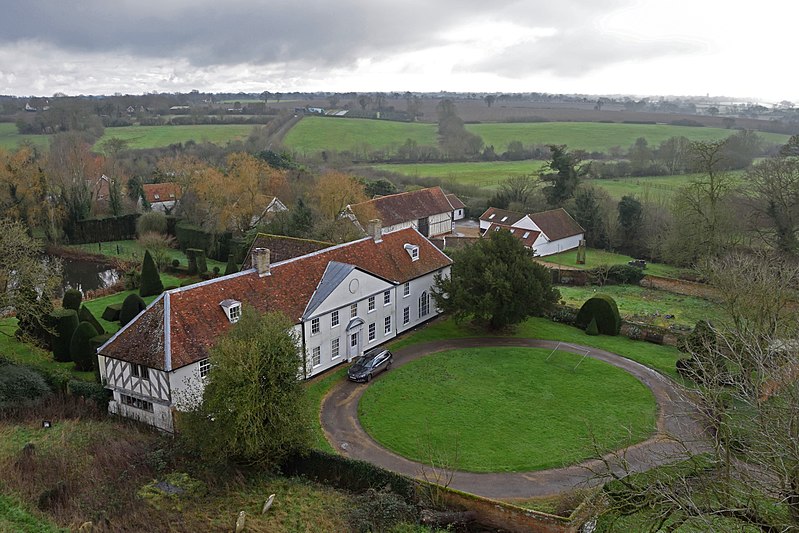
[0,362,51,410]
[586,317,599,336]
[575,295,621,336]
[224,253,238,275]
[137,210,168,236]
[50,309,79,362]
[171,259,180,268]
[139,250,164,297]
[79,305,104,335]
[186,248,207,275]
[70,321,99,371]
[180,278,199,287]
[124,266,141,290]
[349,487,418,533]
[212,266,220,275]
[68,379,111,409]
[119,293,147,326]
[627,325,642,341]
[101,303,122,322]
[61,288,82,311]
[607,264,646,284]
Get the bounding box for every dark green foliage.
[573,186,610,249]
[432,229,559,330]
[124,266,141,290]
[541,145,585,207]
[0,362,51,410]
[617,195,644,255]
[79,305,104,335]
[136,210,168,236]
[68,379,111,409]
[119,293,146,326]
[349,487,418,533]
[90,333,112,382]
[101,303,121,322]
[180,278,200,287]
[364,179,398,198]
[61,288,82,311]
[70,321,99,371]
[65,214,139,244]
[175,221,235,261]
[678,320,722,383]
[50,309,79,362]
[37,482,67,512]
[224,254,238,275]
[139,250,164,297]
[576,295,621,336]
[15,283,54,348]
[186,248,207,275]
[586,317,599,336]
[589,264,646,285]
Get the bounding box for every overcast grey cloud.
[0,0,795,100]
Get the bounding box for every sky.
[0,0,796,103]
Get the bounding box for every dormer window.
[523,231,530,238]
[169,193,175,198]
[404,244,419,261]
[509,229,515,233]
[501,216,508,222]
[154,194,161,200]
[220,299,242,323]
[488,214,495,219]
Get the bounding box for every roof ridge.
[97,292,166,355]
[350,186,443,207]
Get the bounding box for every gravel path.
[320,337,708,500]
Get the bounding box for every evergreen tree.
[139,250,164,297]
[540,145,586,207]
[70,321,99,371]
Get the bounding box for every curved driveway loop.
[320,338,708,500]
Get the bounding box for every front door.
[348,330,360,361]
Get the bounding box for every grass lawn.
[390,316,684,380]
[305,366,348,453]
[359,347,656,472]
[0,123,50,151]
[370,160,540,189]
[95,124,255,150]
[543,248,685,279]
[0,272,181,381]
[66,240,227,272]
[557,285,723,330]
[466,122,789,153]
[284,116,437,154]
[0,494,64,533]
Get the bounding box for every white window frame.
[331,310,339,328]
[312,346,321,367]
[419,291,430,318]
[228,304,241,323]
[120,393,154,413]
[131,363,149,380]
[331,338,340,359]
[350,303,358,318]
[384,316,391,335]
[199,359,211,378]
[311,317,320,335]
[403,282,410,297]
[368,323,376,342]
[368,295,376,312]
[383,290,391,306]
[403,306,410,325]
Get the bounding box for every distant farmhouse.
[479,207,584,256]
[97,226,452,432]
[140,183,181,214]
[344,186,466,238]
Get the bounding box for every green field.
[284,116,437,153]
[467,122,789,153]
[283,117,789,155]
[95,124,255,150]
[66,240,227,272]
[359,347,656,472]
[544,248,684,279]
[0,123,50,150]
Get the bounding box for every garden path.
[320,337,708,500]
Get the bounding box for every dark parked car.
[347,349,393,383]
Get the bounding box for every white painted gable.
[307,267,393,319]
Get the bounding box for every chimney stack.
[252,247,271,277]
[369,219,382,243]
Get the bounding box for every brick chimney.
[252,248,271,277]
[369,219,382,243]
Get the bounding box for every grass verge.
[543,248,684,279]
[305,366,348,453]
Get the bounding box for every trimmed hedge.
[586,317,599,336]
[65,213,140,244]
[50,309,79,362]
[576,295,621,336]
[119,293,147,326]
[67,380,111,409]
[175,221,236,261]
[139,250,164,297]
[281,449,416,501]
[62,289,82,311]
[70,321,99,372]
[79,305,105,335]
[224,254,238,275]
[185,248,207,275]
[101,303,122,322]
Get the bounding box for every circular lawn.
[358,347,657,473]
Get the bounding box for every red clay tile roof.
[484,223,541,248]
[479,207,526,225]
[241,234,333,268]
[142,182,181,204]
[99,228,452,371]
[446,194,466,210]
[529,208,584,241]
[349,187,454,227]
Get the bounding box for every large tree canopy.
[432,229,559,330]
[181,307,313,467]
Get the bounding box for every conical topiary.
[62,289,82,311]
[70,321,99,371]
[139,250,164,297]
[120,293,147,326]
[586,317,599,336]
[50,309,79,362]
[79,305,105,335]
[224,253,239,275]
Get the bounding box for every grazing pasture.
[283,116,436,154]
[0,123,50,150]
[95,124,255,150]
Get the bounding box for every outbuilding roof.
[348,186,454,227]
[479,207,526,226]
[529,208,584,241]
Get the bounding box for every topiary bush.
[119,293,147,326]
[79,305,104,335]
[61,288,82,311]
[90,333,113,382]
[70,321,99,371]
[576,295,621,336]
[101,303,122,322]
[606,264,646,285]
[139,249,164,297]
[586,317,599,336]
[0,362,51,410]
[50,309,79,362]
[224,253,238,275]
